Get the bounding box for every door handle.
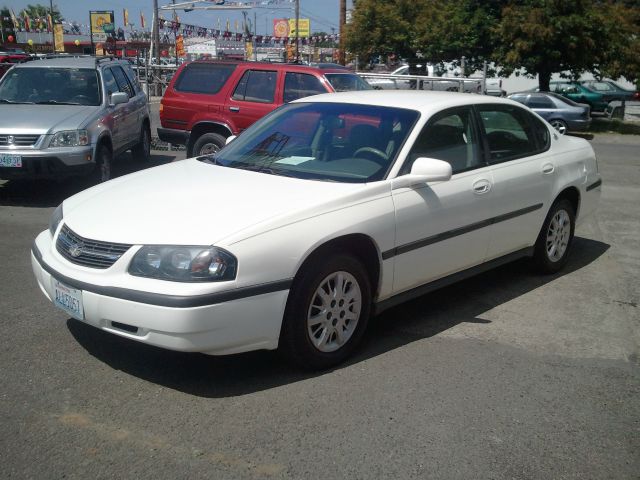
[229,106,240,112]
[472,179,492,194]
[542,163,555,174]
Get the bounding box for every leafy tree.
[19,3,63,30]
[310,31,337,48]
[344,0,421,65]
[1,7,17,41]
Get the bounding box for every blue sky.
[4,1,349,35]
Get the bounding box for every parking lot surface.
[0,134,638,479]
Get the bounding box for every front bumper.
[31,230,289,355]
[0,146,94,179]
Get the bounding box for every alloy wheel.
[546,209,571,262]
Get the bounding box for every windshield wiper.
[35,100,82,105]
[0,99,33,104]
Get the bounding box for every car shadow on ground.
[67,236,609,398]
[0,152,176,208]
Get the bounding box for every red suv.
[158,61,372,156]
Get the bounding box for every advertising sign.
[176,35,185,57]
[54,24,64,52]
[273,18,311,38]
[90,10,114,42]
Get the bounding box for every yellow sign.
[54,24,64,52]
[90,11,113,34]
[245,42,253,59]
[288,18,310,37]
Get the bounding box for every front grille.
[0,134,40,147]
[56,225,132,269]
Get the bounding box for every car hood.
[62,159,372,246]
[0,104,96,134]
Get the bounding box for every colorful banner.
[176,34,185,56]
[123,9,129,27]
[54,24,64,52]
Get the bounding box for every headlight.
[49,203,63,237]
[50,130,89,147]
[129,246,237,282]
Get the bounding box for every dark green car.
[549,81,609,112]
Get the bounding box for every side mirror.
[392,158,452,189]
[225,135,237,145]
[110,92,128,106]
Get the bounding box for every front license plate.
[53,280,84,321]
[0,154,22,168]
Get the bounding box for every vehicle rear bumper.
[157,127,190,146]
[567,118,592,132]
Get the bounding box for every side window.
[477,105,546,163]
[102,68,118,97]
[174,63,237,94]
[111,66,134,98]
[403,106,482,175]
[526,96,554,109]
[232,70,277,103]
[509,95,527,105]
[283,72,326,103]
[121,64,141,94]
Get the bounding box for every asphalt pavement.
[0,134,638,479]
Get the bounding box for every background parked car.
[508,92,591,135]
[159,60,373,156]
[547,81,609,112]
[363,65,481,93]
[579,79,639,102]
[0,56,150,182]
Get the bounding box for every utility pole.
[294,0,300,62]
[49,0,55,53]
[339,0,346,65]
[152,0,161,62]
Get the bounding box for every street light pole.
[50,0,55,53]
[294,0,299,62]
[339,0,346,65]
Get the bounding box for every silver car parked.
[508,92,591,135]
[0,56,150,182]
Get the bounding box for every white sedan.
[31,91,602,370]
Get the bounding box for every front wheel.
[549,119,568,135]
[533,199,575,274]
[132,125,151,162]
[279,254,371,370]
[91,144,112,183]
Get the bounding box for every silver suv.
[0,56,150,182]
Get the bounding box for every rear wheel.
[279,254,371,370]
[533,199,575,274]
[192,132,226,157]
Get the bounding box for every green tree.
[19,3,63,30]
[1,7,17,42]
[310,31,337,48]
[344,0,421,65]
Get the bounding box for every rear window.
[324,73,372,92]
[174,63,237,94]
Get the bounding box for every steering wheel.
[353,146,388,164]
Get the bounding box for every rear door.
[224,68,279,132]
[110,65,140,146]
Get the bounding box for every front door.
[391,106,494,294]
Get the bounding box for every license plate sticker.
[53,280,84,321]
[0,154,22,168]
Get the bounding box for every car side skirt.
[374,247,534,315]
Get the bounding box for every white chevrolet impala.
[31,91,602,369]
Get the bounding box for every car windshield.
[0,67,101,105]
[201,102,420,183]
[324,73,373,92]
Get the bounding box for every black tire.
[192,132,226,157]
[279,254,372,370]
[132,124,151,162]
[533,199,575,274]
[91,144,112,184]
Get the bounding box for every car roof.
[293,90,522,114]
[16,56,125,69]
[188,60,350,74]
